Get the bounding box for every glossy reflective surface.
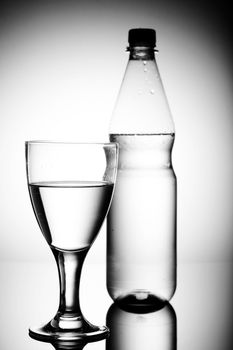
[0,261,232,349]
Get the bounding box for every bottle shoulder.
[109,59,175,134]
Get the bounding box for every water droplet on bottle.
[150,89,155,94]
[143,60,147,65]
[144,67,148,72]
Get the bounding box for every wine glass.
[25,141,118,342]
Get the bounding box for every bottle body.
[107,28,176,306]
[107,134,176,305]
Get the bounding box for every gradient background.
[0,0,232,265]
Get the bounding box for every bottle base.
[114,290,167,312]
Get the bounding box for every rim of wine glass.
[25,140,118,147]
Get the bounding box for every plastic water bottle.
[107,28,176,308]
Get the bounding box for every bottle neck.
[128,46,156,61]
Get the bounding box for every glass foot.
[29,317,109,342]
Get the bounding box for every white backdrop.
[0,0,232,263]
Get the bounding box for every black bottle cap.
[128,28,156,47]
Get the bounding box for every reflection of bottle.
[106,303,177,350]
[107,28,176,306]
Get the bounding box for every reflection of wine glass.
[106,303,176,350]
[50,339,87,350]
[26,141,118,341]
[52,339,89,350]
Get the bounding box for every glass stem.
[51,247,88,328]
